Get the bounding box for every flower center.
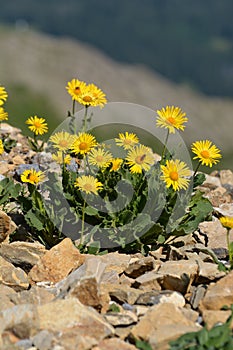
[29,174,38,183]
[96,155,104,162]
[200,150,210,159]
[135,154,146,164]
[167,116,175,125]
[34,122,42,128]
[84,183,93,192]
[79,142,88,150]
[124,139,133,145]
[83,95,93,103]
[59,140,68,148]
[170,171,179,181]
[74,86,81,94]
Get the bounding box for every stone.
[220,170,233,186]
[10,285,54,305]
[31,330,55,350]
[93,338,138,350]
[130,303,200,349]
[189,285,208,310]
[205,186,231,207]
[0,210,17,243]
[195,260,225,284]
[104,310,138,326]
[119,273,135,286]
[0,256,29,291]
[199,219,233,250]
[37,298,114,339]
[55,330,98,350]
[136,290,185,308]
[0,285,16,312]
[202,310,233,330]
[0,241,46,271]
[132,270,162,290]
[215,203,233,217]
[108,284,143,305]
[200,270,233,311]
[203,174,221,188]
[28,238,85,283]
[124,256,155,278]
[98,252,131,274]
[157,260,198,294]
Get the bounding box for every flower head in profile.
[74,175,103,195]
[191,140,221,167]
[115,132,139,150]
[0,139,4,155]
[26,116,48,135]
[110,158,123,172]
[71,132,97,155]
[49,131,75,151]
[156,106,188,133]
[77,83,107,108]
[0,86,8,106]
[0,107,8,122]
[21,169,45,185]
[88,147,112,168]
[52,151,71,165]
[66,78,87,101]
[219,216,233,230]
[161,159,191,191]
[126,144,154,174]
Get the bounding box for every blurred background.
[0,0,232,170]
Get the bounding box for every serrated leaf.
[84,206,98,216]
[25,209,44,231]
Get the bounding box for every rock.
[0,241,46,271]
[202,310,233,330]
[37,298,114,339]
[124,256,155,278]
[195,260,225,284]
[189,285,208,310]
[28,238,85,283]
[214,203,233,217]
[136,290,186,308]
[200,270,233,310]
[0,285,16,312]
[202,174,221,188]
[31,330,55,350]
[130,303,200,350]
[93,338,138,350]
[132,270,162,290]
[119,273,135,286]
[205,186,231,207]
[98,252,131,274]
[108,284,143,305]
[55,330,98,350]
[0,256,29,291]
[0,210,17,243]
[157,260,198,294]
[220,170,233,186]
[105,310,138,326]
[10,285,54,305]
[199,219,233,250]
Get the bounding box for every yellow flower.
[0,140,4,155]
[21,169,45,185]
[77,83,107,108]
[52,151,71,165]
[110,158,123,172]
[191,140,221,167]
[26,116,48,135]
[126,144,154,174]
[0,107,8,122]
[156,106,188,133]
[161,159,191,191]
[74,175,103,195]
[115,132,139,150]
[0,86,8,106]
[49,131,75,151]
[219,216,233,230]
[71,132,97,155]
[66,78,87,101]
[88,148,112,168]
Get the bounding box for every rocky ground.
[0,123,233,350]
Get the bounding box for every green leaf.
[25,209,44,231]
[135,339,152,350]
[84,206,99,216]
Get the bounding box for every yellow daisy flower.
[126,144,154,174]
[77,83,107,108]
[0,139,4,155]
[0,86,8,106]
[21,169,45,185]
[49,131,75,151]
[156,106,188,133]
[26,116,48,135]
[161,159,191,191]
[66,78,87,101]
[88,147,113,168]
[110,158,123,172]
[52,151,71,165]
[74,175,103,195]
[115,132,139,150]
[219,216,233,230]
[0,107,8,122]
[71,132,97,155]
[191,140,221,167]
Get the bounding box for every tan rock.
[0,256,29,291]
[99,252,131,274]
[136,290,185,308]
[10,285,54,305]
[104,310,137,326]
[119,273,135,287]
[130,303,200,349]
[28,238,85,283]
[108,284,143,305]
[124,256,155,278]
[200,270,233,310]
[93,338,137,350]
[199,219,233,250]
[205,186,231,206]
[158,260,198,294]
[220,170,233,186]
[0,210,17,243]
[202,310,232,330]
[0,285,16,312]
[133,270,162,290]
[195,260,226,284]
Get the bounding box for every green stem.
[227,228,233,267]
[72,99,76,115]
[82,105,89,132]
[193,161,201,178]
[80,198,86,246]
[161,130,169,160]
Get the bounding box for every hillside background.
[0,0,232,170]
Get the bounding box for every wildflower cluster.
[0,86,8,155]
[0,80,224,255]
